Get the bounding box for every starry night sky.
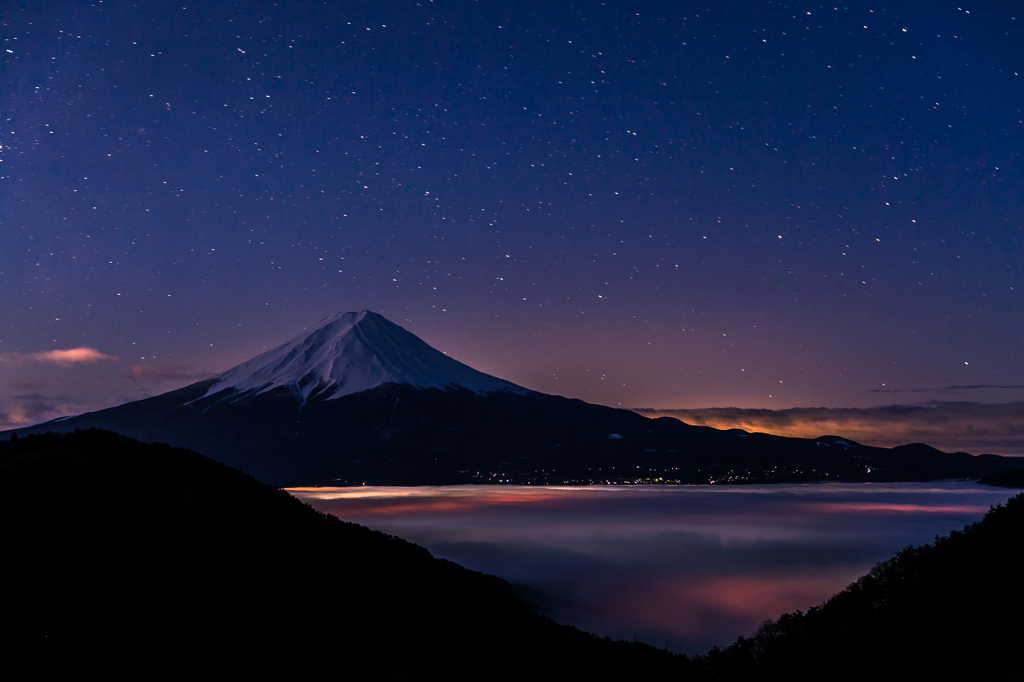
[2,1,1022,440]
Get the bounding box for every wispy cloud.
[0,347,117,368]
[0,358,206,430]
[634,402,1024,456]
[126,364,215,383]
[869,384,1024,394]
[12,382,42,390]
[0,392,80,429]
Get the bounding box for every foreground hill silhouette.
[696,492,1024,680]
[0,430,687,679]
[7,312,1023,487]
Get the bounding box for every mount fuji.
[199,311,523,405]
[6,311,1022,487]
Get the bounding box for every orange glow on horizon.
[634,405,1024,457]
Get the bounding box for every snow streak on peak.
[202,311,523,404]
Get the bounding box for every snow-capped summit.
[202,310,523,404]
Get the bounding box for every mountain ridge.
[5,312,1023,487]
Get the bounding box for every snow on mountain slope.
[201,311,523,404]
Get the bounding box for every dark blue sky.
[2,1,1022,428]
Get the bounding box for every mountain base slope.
[0,429,691,679]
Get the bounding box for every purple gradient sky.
[2,1,1022,433]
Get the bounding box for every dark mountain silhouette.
[0,429,690,679]
[979,468,1024,488]
[5,312,1022,487]
[696,492,1024,680]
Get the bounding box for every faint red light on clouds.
[0,347,116,367]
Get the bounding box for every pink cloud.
[0,347,117,368]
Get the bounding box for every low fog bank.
[294,483,1015,654]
